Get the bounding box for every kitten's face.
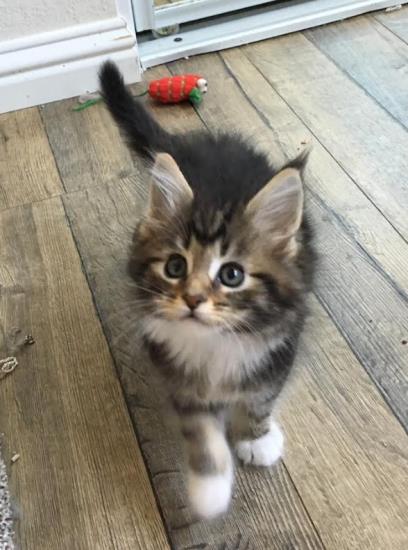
[134,233,264,331]
[129,153,305,334]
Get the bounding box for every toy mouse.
[148,74,208,105]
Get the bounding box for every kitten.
[99,62,316,519]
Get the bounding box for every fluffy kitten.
[100,62,315,519]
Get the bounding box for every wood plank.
[40,97,136,193]
[0,108,62,210]
[240,32,408,241]
[169,52,408,548]
[0,197,169,550]
[375,5,408,43]
[305,15,408,127]
[169,51,408,426]
[63,174,325,550]
[283,296,408,550]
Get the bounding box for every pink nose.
[183,294,206,310]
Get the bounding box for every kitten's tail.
[99,61,170,158]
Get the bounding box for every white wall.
[0,0,140,113]
[0,0,118,41]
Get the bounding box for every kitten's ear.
[245,167,304,255]
[149,153,193,217]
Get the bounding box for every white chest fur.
[143,317,279,388]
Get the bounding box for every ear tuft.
[285,144,311,173]
[149,153,193,217]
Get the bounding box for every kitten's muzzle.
[183,293,206,311]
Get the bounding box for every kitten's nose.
[183,293,206,310]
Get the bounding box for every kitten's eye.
[218,263,245,288]
[165,254,187,279]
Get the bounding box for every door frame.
[133,0,276,31]
[136,0,406,68]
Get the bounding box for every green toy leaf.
[73,98,103,112]
[188,88,203,106]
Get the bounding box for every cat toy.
[147,74,208,105]
[73,74,208,111]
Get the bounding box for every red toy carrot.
[148,74,208,105]
[73,74,208,112]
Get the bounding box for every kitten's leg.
[233,398,284,467]
[179,411,233,519]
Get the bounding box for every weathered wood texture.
[40,97,136,193]
[306,15,408,127]
[170,50,408,429]
[243,33,408,241]
[0,195,169,548]
[0,108,62,210]
[375,4,408,42]
[283,297,408,550]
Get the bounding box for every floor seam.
[234,47,408,245]
[303,24,408,132]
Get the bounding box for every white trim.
[154,0,276,28]
[1,20,136,77]
[1,51,140,115]
[116,0,137,34]
[0,1,142,114]
[139,0,408,67]
[0,18,123,55]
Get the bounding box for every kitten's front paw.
[188,470,232,519]
[236,422,284,467]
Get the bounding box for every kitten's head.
[129,151,310,335]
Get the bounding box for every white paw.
[236,422,284,467]
[188,469,233,519]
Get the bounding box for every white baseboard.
[0,17,142,114]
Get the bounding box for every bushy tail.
[99,61,170,158]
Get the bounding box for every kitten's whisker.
[132,283,169,299]
[108,317,146,349]
[230,316,261,338]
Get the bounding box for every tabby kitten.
[100,62,315,519]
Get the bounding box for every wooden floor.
[1,7,408,550]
